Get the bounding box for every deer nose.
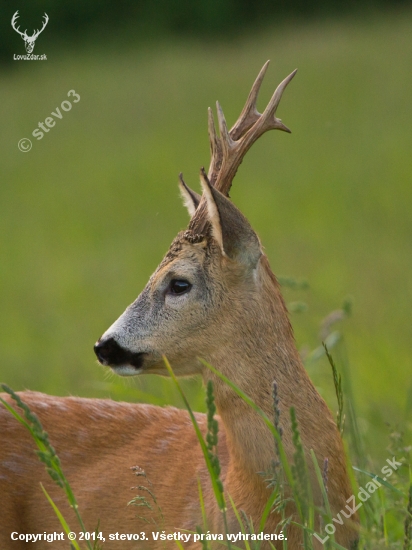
[94,337,122,366]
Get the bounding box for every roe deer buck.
[0,62,358,549]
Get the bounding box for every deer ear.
[178,174,201,217]
[199,169,262,269]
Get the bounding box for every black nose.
[94,337,123,366]
[94,337,145,369]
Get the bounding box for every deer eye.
[169,279,191,295]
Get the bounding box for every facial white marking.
[111,365,144,377]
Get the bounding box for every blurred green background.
[1,3,411,460]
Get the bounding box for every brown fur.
[0,65,359,548]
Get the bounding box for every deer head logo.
[11,11,49,54]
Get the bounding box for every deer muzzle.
[94,336,145,373]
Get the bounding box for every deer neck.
[203,256,321,481]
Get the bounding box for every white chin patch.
[111,365,143,377]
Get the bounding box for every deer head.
[94,62,296,379]
[11,11,49,54]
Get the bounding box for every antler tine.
[207,107,222,187]
[229,60,270,141]
[260,68,298,133]
[216,101,234,160]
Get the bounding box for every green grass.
[0,8,411,460]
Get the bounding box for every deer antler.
[188,61,296,233]
[11,11,27,39]
[207,61,296,195]
[31,13,49,40]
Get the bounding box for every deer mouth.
[94,337,146,374]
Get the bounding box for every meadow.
[1,5,411,475]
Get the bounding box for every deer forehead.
[150,238,211,285]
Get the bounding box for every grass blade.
[40,483,81,550]
[352,466,405,496]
